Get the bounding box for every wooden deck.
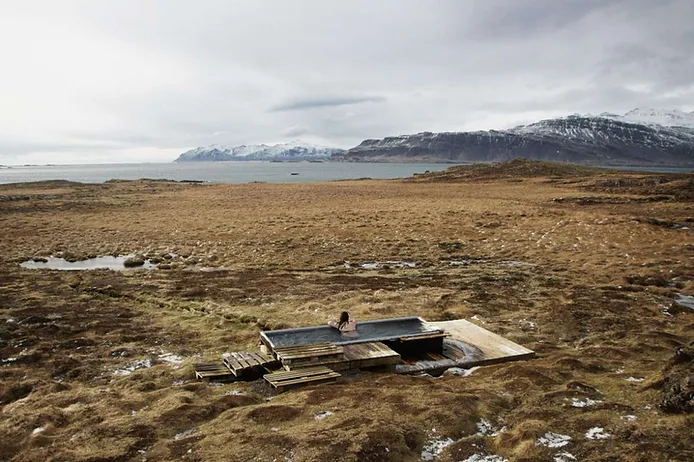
[193,362,236,381]
[263,366,341,392]
[395,319,534,374]
[223,351,279,377]
[342,341,401,370]
[273,342,345,369]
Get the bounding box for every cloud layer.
[1,0,692,164]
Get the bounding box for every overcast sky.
[1,0,692,164]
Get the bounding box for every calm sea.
[0,161,690,185]
[0,161,456,185]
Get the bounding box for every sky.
[1,0,693,165]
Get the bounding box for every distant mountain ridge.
[335,109,694,167]
[175,141,344,162]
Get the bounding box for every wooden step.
[223,351,279,377]
[264,366,341,392]
[193,362,236,381]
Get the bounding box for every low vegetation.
[0,161,692,461]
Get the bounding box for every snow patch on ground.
[113,359,152,376]
[32,427,45,435]
[462,455,509,462]
[157,352,184,366]
[314,411,334,420]
[174,428,196,441]
[569,397,602,408]
[536,432,571,448]
[585,427,610,440]
[420,437,454,460]
[345,260,418,270]
[621,415,637,422]
[475,419,506,437]
[625,377,644,383]
[224,389,245,396]
[553,452,577,462]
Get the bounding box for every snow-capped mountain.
[606,109,694,129]
[336,110,694,167]
[175,141,344,162]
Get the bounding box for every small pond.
[20,255,157,271]
[674,294,694,311]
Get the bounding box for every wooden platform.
[223,351,279,377]
[395,319,534,374]
[342,342,401,370]
[263,366,341,392]
[273,342,345,369]
[193,362,236,381]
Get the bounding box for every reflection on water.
[674,294,694,310]
[20,255,157,271]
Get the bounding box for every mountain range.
[336,109,694,167]
[176,109,694,167]
[174,141,344,162]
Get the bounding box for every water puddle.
[20,255,157,271]
[344,260,417,270]
[674,294,694,310]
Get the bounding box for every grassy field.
[1,160,693,461]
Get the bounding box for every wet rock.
[123,256,146,268]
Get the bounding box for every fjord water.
[0,161,455,184]
[1,161,691,185]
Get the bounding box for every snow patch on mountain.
[175,141,344,162]
[615,108,694,129]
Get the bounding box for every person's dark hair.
[338,311,349,329]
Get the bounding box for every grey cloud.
[270,95,386,112]
[1,0,693,164]
[465,0,621,39]
[282,126,310,137]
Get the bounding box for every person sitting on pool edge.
[328,311,357,332]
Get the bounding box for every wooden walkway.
[395,319,534,374]
[264,366,341,392]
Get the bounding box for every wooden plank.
[282,357,350,371]
[193,362,235,381]
[222,350,281,377]
[271,342,335,352]
[399,332,449,342]
[233,352,252,369]
[264,366,341,391]
[240,351,258,367]
[223,356,243,374]
[266,366,338,380]
[342,342,401,370]
[274,344,344,359]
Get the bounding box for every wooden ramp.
[223,351,279,377]
[273,342,344,370]
[193,362,236,381]
[396,319,534,374]
[264,366,341,392]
